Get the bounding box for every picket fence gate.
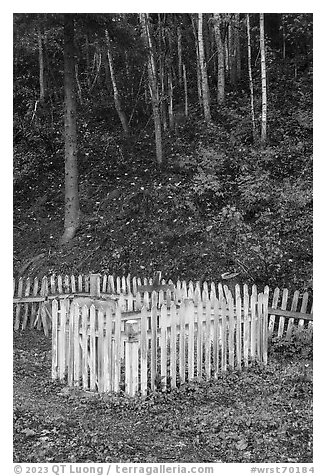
[51,289,269,396]
[13,273,313,339]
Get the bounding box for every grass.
[13,329,312,463]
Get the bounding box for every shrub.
[269,327,313,361]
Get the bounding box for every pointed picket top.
[121,275,127,294]
[218,282,224,300]
[181,280,187,298]
[57,274,63,294]
[64,274,70,293]
[188,280,194,298]
[41,275,49,295]
[194,281,201,304]
[210,281,217,301]
[243,283,249,297]
[132,276,138,296]
[126,274,131,294]
[235,283,241,299]
[77,274,82,292]
[102,274,108,294]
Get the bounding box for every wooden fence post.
[125,319,140,397]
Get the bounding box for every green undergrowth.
[13,330,312,463]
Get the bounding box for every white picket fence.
[51,289,269,396]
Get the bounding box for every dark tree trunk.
[60,14,80,245]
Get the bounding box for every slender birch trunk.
[260,13,267,145]
[168,70,174,130]
[198,13,211,122]
[140,13,163,164]
[61,14,80,245]
[177,26,183,87]
[191,15,203,107]
[246,14,256,143]
[229,15,236,86]
[213,13,225,104]
[183,64,188,117]
[235,13,241,80]
[37,26,45,103]
[105,30,129,136]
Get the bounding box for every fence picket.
[22,277,31,329]
[89,305,96,391]
[187,300,195,380]
[298,292,309,328]
[221,299,227,372]
[160,304,168,391]
[150,292,158,390]
[51,299,58,380]
[58,299,67,382]
[236,294,242,370]
[286,290,299,339]
[96,309,104,392]
[64,275,70,293]
[67,303,75,387]
[213,299,220,377]
[262,292,269,365]
[170,303,177,389]
[71,275,76,294]
[14,277,24,330]
[243,292,249,367]
[179,301,186,384]
[78,274,83,293]
[73,303,81,387]
[113,305,122,392]
[250,293,257,359]
[50,275,56,294]
[57,275,63,294]
[81,305,88,389]
[196,300,203,379]
[228,296,235,370]
[269,287,280,335]
[204,301,211,378]
[104,307,113,393]
[278,288,289,337]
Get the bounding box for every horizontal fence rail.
[13,273,313,338]
[51,290,269,396]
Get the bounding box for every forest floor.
[13,330,313,464]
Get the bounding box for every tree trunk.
[140,13,163,164]
[168,69,174,130]
[235,13,241,80]
[260,13,267,146]
[246,14,256,143]
[105,30,129,136]
[191,15,203,108]
[229,16,236,86]
[183,64,188,117]
[60,14,80,245]
[177,26,183,87]
[213,13,225,104]
[85,34,91,89]
[37,25,45,103]
[198,13,211,122]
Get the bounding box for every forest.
[13,13,314,464]
[13,13,313,291]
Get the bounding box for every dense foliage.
[13,13,313,291]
